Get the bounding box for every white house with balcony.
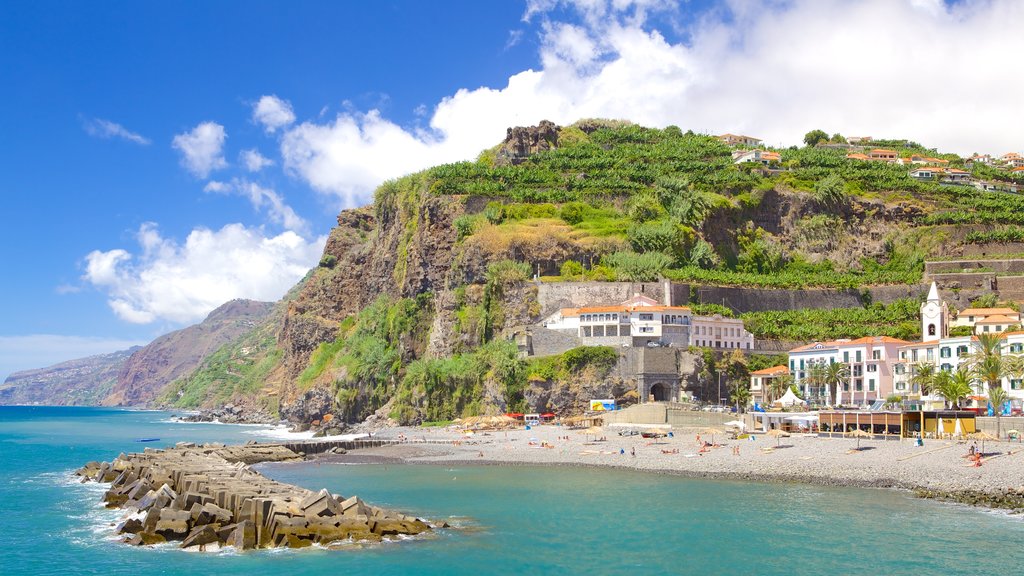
[951,306,1022,334]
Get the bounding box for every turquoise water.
[2,407,1023,575]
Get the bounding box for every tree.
[814,175,847,206]
[988,386,1010,439]
[821,362,849,406]
[768,373,794,404]
[909,362,936,397]
[969,333,1005,396]
[803,129,829,148]
[830,133,847,144]
[935,368,972,409]
[729,380,752,412]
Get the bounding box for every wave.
[242,425,369,442]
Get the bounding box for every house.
[718,133,763,147]
[909,167,942,180]
[542,294,754,350]
[967,153,993,167]
[846,152,870,161]
[749,365,789,405]
[732,149,781,166]
[868,149,899,162]
[951,307,1022,331]
[690,314,754,350]
[1001,153,1024,168]
[788,336,909,406]
[847,136,872,145]
[943,168,971,183]
[902,153,949,166]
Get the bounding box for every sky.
[1,0,1022,380]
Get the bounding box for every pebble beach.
[321,425,1024,499]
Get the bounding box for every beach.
[317,425,1024,498]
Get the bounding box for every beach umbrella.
[702,427,725,445]
[968,431,998,454]
[953,418,964,439]
[935,417,943,439]
[724,420,746,431]
[582,426,603,440]
[847,428,873,450]
[765,428,790,447]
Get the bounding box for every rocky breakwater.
[76,442,435,550]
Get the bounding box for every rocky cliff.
[103,299,274,406]
[0,347,140,405]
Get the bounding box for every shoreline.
[304,425,1024,513]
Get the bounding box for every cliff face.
[103,299,274,406]
[0,347,139,405]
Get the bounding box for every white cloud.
[82,222,325,325]
[241,148,274,172]
[0,335,148,382]
[82,117,151,145]
[253,95,296,133]
[172,121,228,177]
[278,0,1024,209]
[203,178,307,233]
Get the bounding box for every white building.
[788,336,909,406]
[543,294,753,349]
[951,306,1021,334]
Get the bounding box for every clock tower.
[920,281,948,341]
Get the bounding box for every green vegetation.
[162,319,282,411]
[740,298,922,341]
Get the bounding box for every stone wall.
[926,259,1024,274]
[975,416,1024,437]
[537,280,930,318]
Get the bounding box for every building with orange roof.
[542,293,753,350]
[749,365,789,405]
[952,306,1021,333]
[846,152,870,161]
[718,133,762,147]
[868,149,899,162]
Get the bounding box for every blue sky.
[1,0,1022,380]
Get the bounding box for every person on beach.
[631,447,636,457]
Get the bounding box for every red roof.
[751,365,789,376]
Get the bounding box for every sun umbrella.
[953,418,964,439]
[765,428,790,446]
[847,428,873,450]
[968,431,998,454]
[935,417,944,439]
[724,420,746,431]
[702,427,725,445]
[582,426,603,440]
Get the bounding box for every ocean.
[2,406,1022,575]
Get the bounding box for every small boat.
[641,430,668,439]
[136,438,161,443]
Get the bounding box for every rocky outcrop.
[104,299,274,406]
[77,442,436,550]
[495,120,559,165]
[0,347,139,405]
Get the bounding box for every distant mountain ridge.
[102,299,275,406]
[0,347,140,406]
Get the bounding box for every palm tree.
[768,374,793,405]
[935,368,973,409]
[909,362,936,398]
[988,386,1010,439]
[821,362,849,407]
[729,380,752,413]
[804,363,826,404]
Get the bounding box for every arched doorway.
[650,382,671,402]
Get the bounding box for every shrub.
[560,260,585,278]
[602,251,672,281]
[318,254,337,268]
[559,202,589,225]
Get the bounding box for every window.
[790,360,795,371]
[639,327,653,333]
[872,350,881,360]
[957,345,969,357]
[867,364,877,372]
[800,359,805,370]
[1011,343,1024,353]
[843,351,850,363]
[926,349,934,361]
[856,351,862,363]
[940,364,952,372]
[928,324,936,336]
[639,313,653,321]
[855,380,863,392]
[895,365,905,375]
[984,325,990,332]
[868,379,875,392]
[1013,380,1023,390]
[912,350,919,362]
[940,347,951,358]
